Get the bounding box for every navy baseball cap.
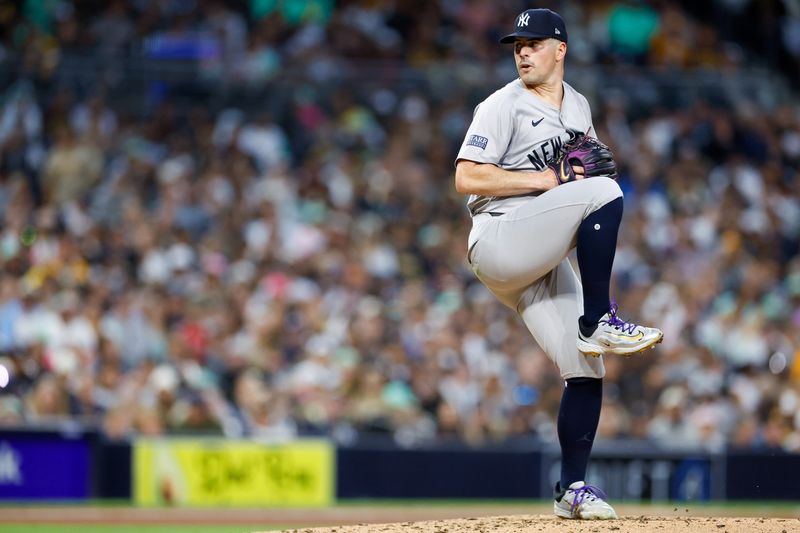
[500,8,568,44]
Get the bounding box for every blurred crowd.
[1,0,798,82]
[0,0,798,453]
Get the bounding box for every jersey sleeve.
[579,93,598,139]
[455,96,513,167]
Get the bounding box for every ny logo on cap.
[518,13,530,27]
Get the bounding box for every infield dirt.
[273,514,800,533]
[2,504,798,532]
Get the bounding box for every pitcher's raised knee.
[581,177,622,212]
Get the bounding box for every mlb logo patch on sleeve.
[467,135,488,150]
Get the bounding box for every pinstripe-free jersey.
[456,79,595,216]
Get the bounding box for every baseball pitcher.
[455,8,663,520]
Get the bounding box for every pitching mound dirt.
[271,514,800,533]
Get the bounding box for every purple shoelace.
[601,299,638,335]
[569,484,609,513]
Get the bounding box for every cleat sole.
[578,332,664,357]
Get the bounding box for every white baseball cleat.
[554,481,618,520]
[577,301,663,357]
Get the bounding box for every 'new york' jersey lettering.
[456,79,595,216]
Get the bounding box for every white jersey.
[456,79,595,216]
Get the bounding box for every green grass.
[1,500,798,533]
[335,498,800,509]
[336,498,534,507]
[1,499,799,512]
[0,526,286,533]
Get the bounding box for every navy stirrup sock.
[577,197,623,335]
[558,377,603,490]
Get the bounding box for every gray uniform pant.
[467,178,623,380]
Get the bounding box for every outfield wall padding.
[2,428,800,502]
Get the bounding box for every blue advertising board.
[0,435,90,500]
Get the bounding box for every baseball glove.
[548,134,618,184]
